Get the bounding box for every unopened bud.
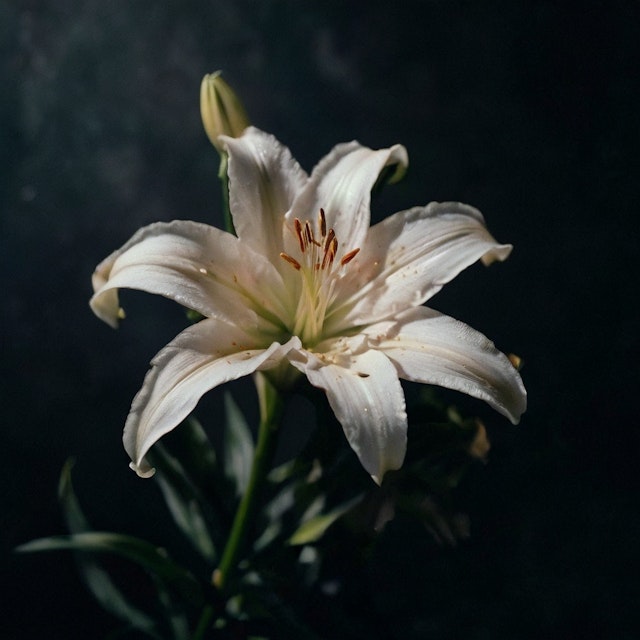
[200,71,250,151]
[507,353,523,371]
[467,420,490,460]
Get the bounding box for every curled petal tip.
[89,295,121,329]
[386,144,409,184]
[129,460,155,478]
[481,243,513,266]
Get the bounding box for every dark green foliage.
[19,388,487,638]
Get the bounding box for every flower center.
[280,208,359,345]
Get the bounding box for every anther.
[322,236,338,269]
[294,219,305,253]
[323,228,335,253]
[340,248,360,266]
[319,208,327,238]
[304,221,313,247]
[280,252,301,270]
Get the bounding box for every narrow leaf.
[223,393,254,496]
[147,444,217,562]
[170,417,218,489]
[17,532,204,606]
[58,460,159,637]
[80,563,160,637]
[288,495,364,546]
[153,575,191,640]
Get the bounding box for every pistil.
[280,208,360,345]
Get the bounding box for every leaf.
[17,532,204,606]
[162,416,238,529]
[169,417,218,490]
[253,482,297,551]
[153,574,192,640]
[58,459,90,531]
[288,495,364,546]
[223,393,254,496]
[77,563,161,638]
[147,444,217,563]
[57,460,160,638]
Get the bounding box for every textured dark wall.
[3,1,639,637]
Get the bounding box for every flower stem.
[212,373,283,592]
[192,605,213,640]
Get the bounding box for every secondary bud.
[507,353,523,371]
[200,71,250,151]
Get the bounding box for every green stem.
[213,373,283,592]
[192,605,213,640]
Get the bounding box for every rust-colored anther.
[340,248,360,266]
[294,219,305,253]
[280,252,301,270]
[319,208,327,238]
[304,221,314,247]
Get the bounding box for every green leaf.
[163,416,239,527]
[288,494,364,546]
[17,532,204,606]
[153,574,192,640]
[147,444,217,563]
[185,308,205,324]
[78,563,161,638]
[253,482,297,551]
[58,458,90,532]
[223,392,254,496]
[57,460,160,638]
[165,417,218,490]
[236,582,324,640]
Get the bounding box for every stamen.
[285,208,362,345]
[340,248,360,266]
[308,220,322,247]
[321,245,332,270]
[304,221,313,247]
[319,208,327,238]
[294,219,305,253]
[323,228,335,254]
[322,236,338,269]
[280,252,301,270]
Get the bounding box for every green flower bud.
[200,71,250,151]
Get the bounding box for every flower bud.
[467,420,490,460]
[200,71,250,151]
[507,353,523,371]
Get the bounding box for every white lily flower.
[91,127,526,483]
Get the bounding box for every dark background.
[3,1,639,637]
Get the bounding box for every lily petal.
[90,220,288,334]
[124,318,301,477]
[367,307,527,424]
[329,202,513,330]
[290,347,407,483]
[287,142,408,255]
[223,127,308,263]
